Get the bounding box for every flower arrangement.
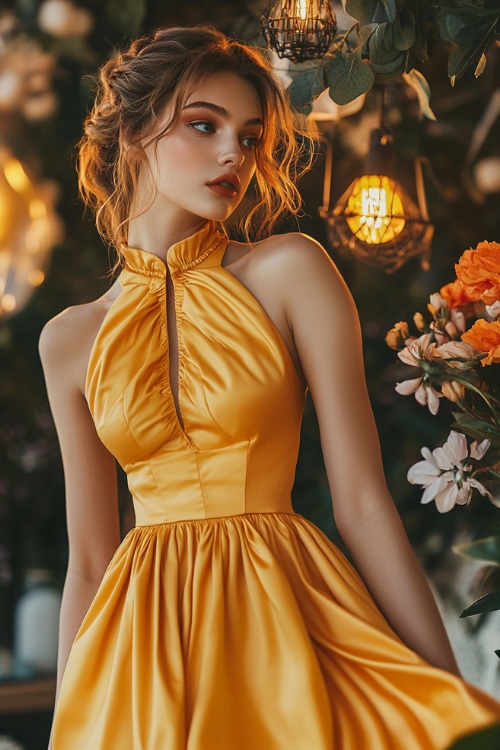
[386,240,500,514]
[386,241,500,647]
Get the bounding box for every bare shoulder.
[39,279,121,394]
[241,231,351,309]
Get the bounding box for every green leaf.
[453,536,500,566]
[371,53,406,76]
[345,0,380,24]
[402,70,436,120]
[460,591,500,617]
[378,0,397,24]
[449,413,500,446]
[326,53,375,105]
[448,19,497,80]
[287,66,325,111]
[393,9,416,51]
[368,23,401,64]
[413,1,429,62]
[446,724,500,750]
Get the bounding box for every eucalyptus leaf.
[446,723,500,750]
[460,592,500,617]
[393,9,416,51]
[413,2,429,62]
[368,23,403,65]
[448,19,497,79]
[402,70,436,120]
[326,53,375,105]
[370,51,406,75]
[345,0,380,24]
[377,0,397,24]
[288,66,325,111]
[445,12,468,42]
[453,536,500,566]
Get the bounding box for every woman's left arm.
[280,233,461,676]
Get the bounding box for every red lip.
[207,172,241,192]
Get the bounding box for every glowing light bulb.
[296,0,308,19]
[345,175,406,244]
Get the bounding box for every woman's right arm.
[39,308,121,737]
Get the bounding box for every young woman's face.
[140,70,264,223]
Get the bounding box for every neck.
[126,192,208,260]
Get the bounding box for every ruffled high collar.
[120,220,224,277]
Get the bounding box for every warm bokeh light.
[0,146,63,318]
[345,175,406,244]
[1,293,17,312]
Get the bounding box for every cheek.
[154,134,206,179]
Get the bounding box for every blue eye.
[190,121,214,134]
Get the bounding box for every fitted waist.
[126,442,295,525]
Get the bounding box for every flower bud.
[385,321,409,350]
[441,380,466,403]
[428,293,448,319]
[413,312,427,332]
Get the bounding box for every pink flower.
[398,333,437,367]
[407,431,496,513]
[432,341,480,369]
[395,377,442,415]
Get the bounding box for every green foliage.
[460,591,500,616]
[451,412,500,447]
[454,536,500,566]
[324,51,375,105]
[284,0,500,115]
[454,535,500,654]
[446,723,500,750]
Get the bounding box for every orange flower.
[440,280,472,308]
[455,241,500,305]
[461,319,500,366]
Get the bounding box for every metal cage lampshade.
[261,0,337,63]
[320,128,434,273]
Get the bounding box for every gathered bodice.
[85,221,306,524]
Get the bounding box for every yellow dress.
[52,221,500,749]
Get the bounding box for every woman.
[40,26,500,749]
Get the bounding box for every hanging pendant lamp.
[261,0,337,63]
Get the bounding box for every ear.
[120,128,146,159]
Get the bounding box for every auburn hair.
[77,26,314,253]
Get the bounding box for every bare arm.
[281,234,460,676]
[39,308,121,726]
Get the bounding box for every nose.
[217,133,244,170]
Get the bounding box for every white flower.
[485,300,500,321]
[407,431,497,512]
[450,308,466,332]
[395,377,442,415]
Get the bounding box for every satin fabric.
[53,221,500,749]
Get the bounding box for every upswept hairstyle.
[77,26,314,251]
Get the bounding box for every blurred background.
[0,1,499,748]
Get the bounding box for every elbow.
[67,547,117,586]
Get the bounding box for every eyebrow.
[183,100,264,127]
